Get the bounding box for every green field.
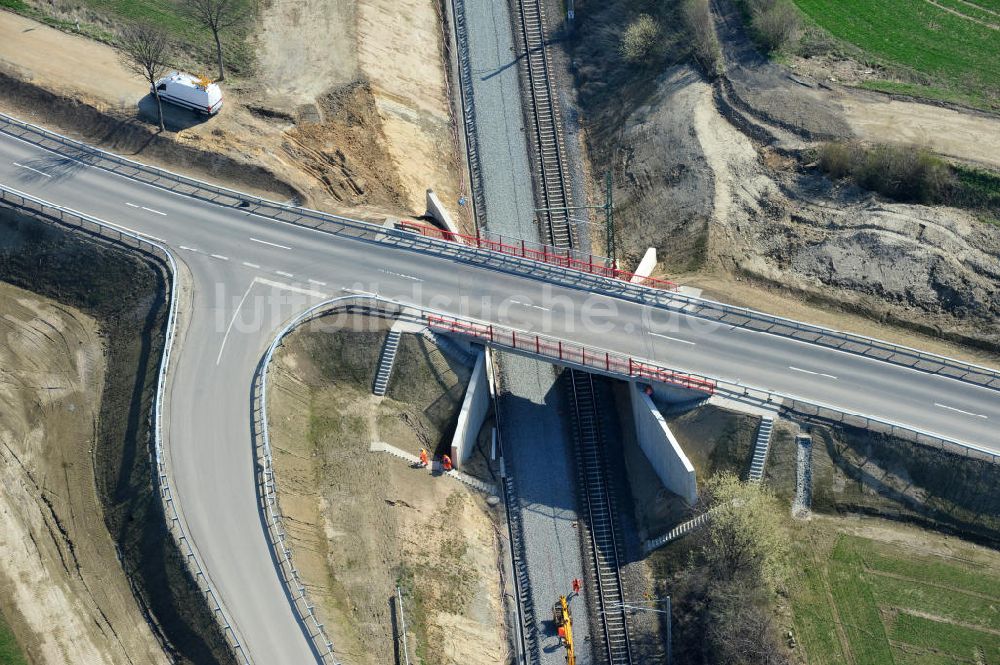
[0,614,26,665]
[793,0,1000,108]
[790,530,1000,664]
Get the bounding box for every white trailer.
[152,71,223,116]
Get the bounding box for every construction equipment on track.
[552,595,576,665]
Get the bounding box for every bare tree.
[118,23,172,131]
[184,0,250,81]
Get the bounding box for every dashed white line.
[934,403,988,419]
[179,246,200,252]
[210,254,229,261]
[275,270,294,278]
[307,279,327,286]
[650,332,696,345]
[13,162,51,178]
[249,237,292,250]
[789,366,837,380]
[242,262,260,269]
[141,206,166,216]
[509,298,550,312]
[380,268,423,282]
[125,202,140,208]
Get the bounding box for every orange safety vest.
[442,455,453,471]
[419,449,428,465]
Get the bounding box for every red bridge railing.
[425,314,715,394]
[400,220,678,290]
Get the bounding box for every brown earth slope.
[0,281,169,665]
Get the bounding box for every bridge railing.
[0,185,255,663]
[399,220,679,289]
[424,314,716,393]
[1,111,998,392]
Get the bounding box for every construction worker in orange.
[419,448,429,468]
[571,578,582,596]
[442,454,453,472]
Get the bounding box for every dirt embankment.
[0,208,236,665]
[0,282,168,665]
[0,1,464,222]
[267,317,503,665]
[569,0,1000,356]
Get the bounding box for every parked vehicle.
[152,71,223,116]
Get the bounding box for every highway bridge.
[0,115,997,663]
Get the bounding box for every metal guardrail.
[1,110,998,394]
[0,185,254,664]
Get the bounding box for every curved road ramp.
[0,114,997,663]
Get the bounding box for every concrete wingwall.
[630,382,698,504]
[451,347,490,466]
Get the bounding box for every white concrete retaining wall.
[630,382,697,504]
[451,347,489,466]
[426,188,460,235]
[629,247,657,283]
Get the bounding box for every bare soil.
[267,316,504,665]
[569,0,1000,356]
[0,207,236,665]
[0,2,464,221]
[0,282,169,665]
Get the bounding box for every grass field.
[4,0,254,76]
[793,0,1000,108]
[0,615,26,665]
[790,524,1000,665]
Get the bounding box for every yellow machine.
[552,595,575,665]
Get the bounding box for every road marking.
[307,279,327,286]
[216,280,257,365]
[210,254,229,261]
[789,366,838,380]
[255,277,328,298]
[125,202,140,208]
[249,237,291,250]
[380,268,423,282]
[275,270,294,278]
[509,298,550,312]
[650,332,696,345]
[242,262,260,269]
[934,403,988,419]
[141,206,167,216]
[179,246,200,252]
[12,161,51,178]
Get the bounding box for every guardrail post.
[606,352,610,371]
[558,340,563,360]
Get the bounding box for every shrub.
[682,0,724,77]
[818,141,957,205]
[739,0,801,53]
[620,14,662,63]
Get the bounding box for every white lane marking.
[13,161,51,178]
[255,277,328,298]
[216,280,256,365]
[307,279,327,286]
[509,298,550,312]
[210,254,229,261]
[380,268,423,282]
[125,202,140,208]
[249,237,291,250]
[650,332,696,345]
[141,206,167,216]
[789,366,837,380]
[179,246,200,252]
[275,270,294,278]
[242,262,260,269]
[934,403,988,419]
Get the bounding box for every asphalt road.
[1,130,998,663]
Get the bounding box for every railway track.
[568,371,634,665]
[512,0,576,249]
